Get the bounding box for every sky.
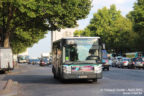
[28,0,136,58]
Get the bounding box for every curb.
[0,79,19,96]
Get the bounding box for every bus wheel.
[53,73,57,79]
[93,79,97,82]
[0,70,5,74]
[88,79,97,83]
[53,71,59,79]
[52,67,57,79]
[138,67,141,70]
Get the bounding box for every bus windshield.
[65,39,100,62]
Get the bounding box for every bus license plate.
[78,76,87,78]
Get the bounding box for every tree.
[127,0,144,51]
[0,0,91,54]
[75,5,133,54]
[74,30,84,37]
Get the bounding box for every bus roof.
[62,37,100,39]
[53,37,100,43]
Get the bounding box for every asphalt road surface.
[0,64,144,96]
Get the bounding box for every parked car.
[134,58,144,69]
[117,58,131,68]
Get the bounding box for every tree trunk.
[4,32,10,48]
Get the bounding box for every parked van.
[0,48,14,72]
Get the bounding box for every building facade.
[52,27,78,42]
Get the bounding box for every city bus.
[17,55,29,63]
[52,37,103,82]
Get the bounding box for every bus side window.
[65,48,70,61]
[57,49,62,58]
[70,46,78,61]
[56,44,61,58]
[53,45,57,58]
[65,56,69,61]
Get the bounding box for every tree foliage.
[0,0,91,54]
[127,0,144,51]
[74,5,133,53]
[74,30,84,37]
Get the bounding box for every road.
[0,64,144,96]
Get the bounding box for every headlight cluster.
[94,64,102,73]
[63,65,71,74]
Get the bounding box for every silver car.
[134,58,144,69]
[117,58,131,68]
[112,56,123,67]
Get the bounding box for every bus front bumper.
[62,72,102,80]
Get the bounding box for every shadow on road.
[0,71,5,74]
[2,75,97,85]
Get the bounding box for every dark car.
[101,50,110,71]
[128,58,136,69]
[39,58,49,66]
[49,58,52,65]
[102,59,110,71]
[40,60,46,66]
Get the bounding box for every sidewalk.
[0,64,37,96]
[0,64,22,96]
[0,79,19,96]
[0,81,6,90]
[8,64,30,75]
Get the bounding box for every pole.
[51,31,53,53]
[0,26,1,44]
[2,2,5,47]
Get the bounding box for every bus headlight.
[94,64,102,73]
[63,65,71,74]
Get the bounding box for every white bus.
[52,37,103,82]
